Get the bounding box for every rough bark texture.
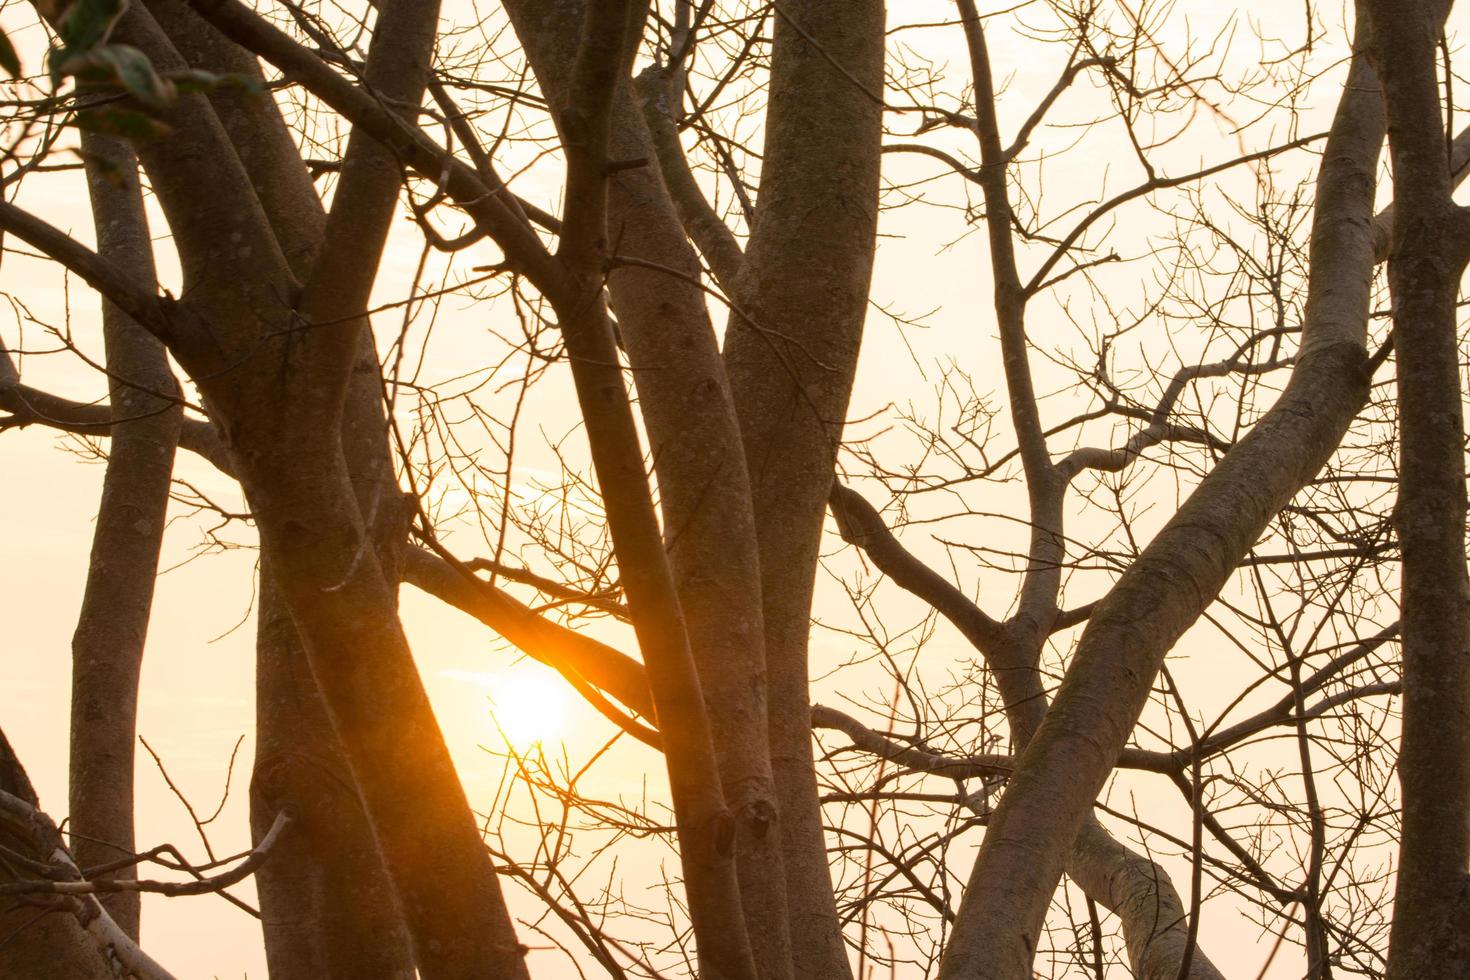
[1364,2,1470,976]
[722,4,886,976]
[66,133,180,942]
[5,2,1469,974]
[252,574,415,980]
[113,2,531,976]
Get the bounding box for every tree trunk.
[67,133,180,942]
[252,570,415,980]
[1364,2,1470,975]
[133,4,421,971]
[502,4,794,975]
[723,4,886,976]
[107,2,533,974]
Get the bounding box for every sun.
[488,667,569,748]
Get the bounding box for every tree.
[0,0,1467,977]
[1363,1,1470,975]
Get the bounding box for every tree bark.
[501,3,794,974]
[1363,2,1470,976]
[252,572,415,980]
[65,133,180,943]
[138,4,420,972]
[107,2,533,974]
[831,485,1225,978]
[722,4,887,976]
[3,730,170,979]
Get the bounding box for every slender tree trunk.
[1363,2,1470,974]
[67,133,180,941]
[517,5,771,976]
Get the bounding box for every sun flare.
[488,668,569,748]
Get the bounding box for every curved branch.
[1056,355,1292,484]
[185,0,565,293]
[634,65,745,289]
[0,354,232,474]
[0,806,291,901]
[0,202,171,339]
[939,46,1387,976]
[829,482,1006,651]
[0,782,177,980]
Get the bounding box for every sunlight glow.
[488,668,569,748]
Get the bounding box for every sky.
[0,0,1450,976]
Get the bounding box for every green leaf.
[75,105,171,141]
[169,68,264,98]
[100,45,174,110]
[59,45,176,110]
[48,0,124,85]
[0,29,21,79]
[57,0,123,53]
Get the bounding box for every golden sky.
[0,1,1437,975]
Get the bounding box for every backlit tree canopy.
[2,1,1468,977]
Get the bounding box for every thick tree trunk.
[134,4,420,970]
[67,133,180,942]
[144,0,325,272]
[224,411,529,978]
[721,4,886,977]
[252,571,415,980]
[103,2,533,974]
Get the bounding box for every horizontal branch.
[0,789,179,980]
[0,353,233,474]
[813,703,1175,777]
[0,810,290,900]
[466,556,629,619]
[815,646,1404,785]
